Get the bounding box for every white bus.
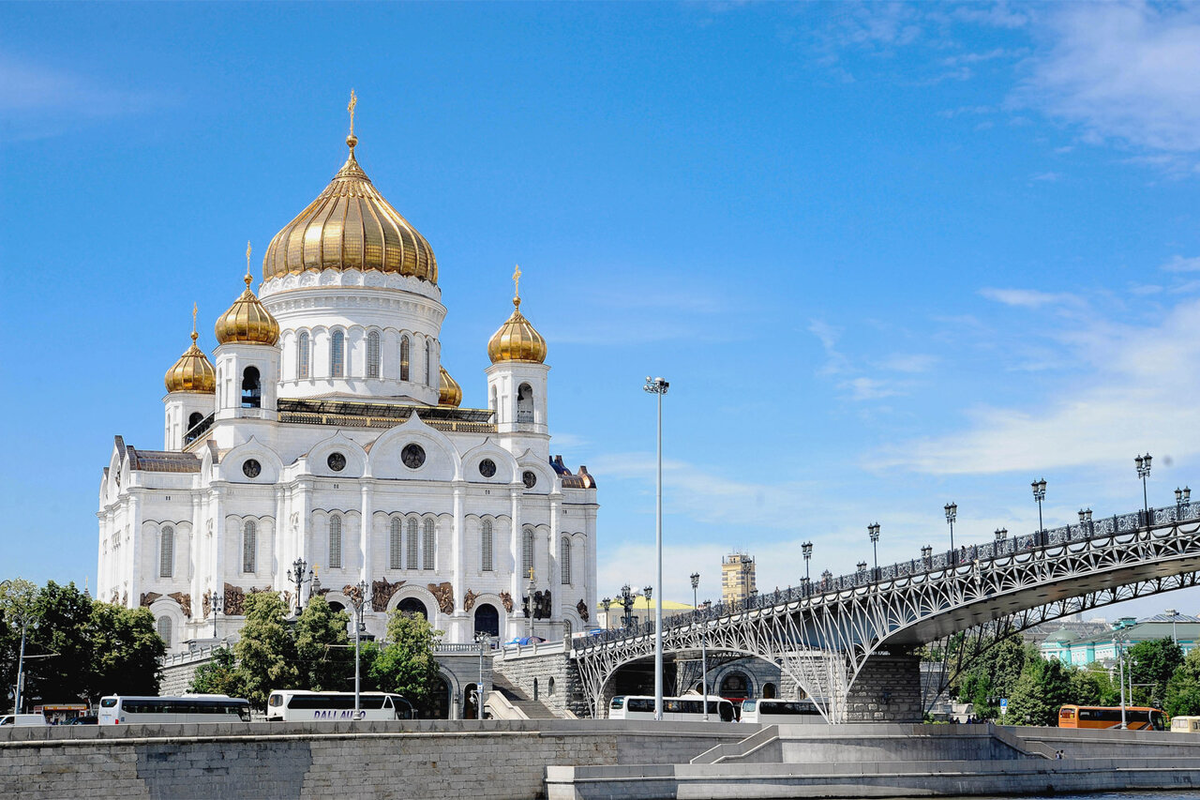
[740,698,825,724]
[608,695,735,722]
[266,690,416,722]
[97,695,251,725]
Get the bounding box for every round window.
[479,459,497,478]
[327,452,346,472]
[522,470,537,489]
[242,459,261,479]
[402,443,427,470]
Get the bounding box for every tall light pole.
[1032,479,1047,536]
[345,579,368,720]
[206,589,223,639]
[474,632,490,720]
[1167,609,1179,645]
[1,580,36,715]
[802,541,813,582]
[601,597,612,630]
[1115,634,1128,729]
[868,523,880,580]
[944,502,957,558]
[643,586,653,625]
[643,375,669,722]
[690,572,709,721]
[1136,454,1152,523]
[287,557,313,616]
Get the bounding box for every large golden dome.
[215,273,280,346]
[487,296,547,364]
[165,331,216,394]
[438,365,462,407]
[262,136,437,284]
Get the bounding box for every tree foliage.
[1126,637,1183,708]
[87,603,165,697]
[189,645,245,697]
[1006,656,1076,726]
[294,595,352,691]
[1166,646,1200,717]
[952,634,1030,720]
[233,592,298,708]
[369,611,441,713]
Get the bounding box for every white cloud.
[979,288,1081,308]
[809,319,850,376]
[877,353,938,373]
[1015,3,1200,152]
[1162,255,1200,273]
[842,376,903,401]
[1031,171,1062,182]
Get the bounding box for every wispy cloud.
[1162,255,1200,273]
[1031,171,1062,182]
[979,288,1081,309]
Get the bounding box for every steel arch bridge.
[571,502,1200,722]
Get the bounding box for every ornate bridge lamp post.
[1032,479,1047,539]
[801,542,813,595]
[345,580,369,720]
[474,632,492,720]
[944,503,957,561]
[205,589,223,639]
[1078,509,1093,536]
[643,375,669,723]
[1136,454,1153,524]
[868,523,880,580]
[643,587,653,627]
[287,558,314,616]
[994,528,1007,542]
[620,584,635,629]
[601,597,612,630]
[1176,487,1191,517]
[690,572,709,721]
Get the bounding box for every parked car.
[66,715,98,725]
[0,714,48,726]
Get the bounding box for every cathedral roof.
[487,267,547,365]
[164,328,216,394]
[261,133,437,285]
[215,270,280,346]
[438,365,462,407]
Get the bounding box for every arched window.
[481,520,493,572]
[422,519,435,570]
[185,412,204,444]
[400,336,411,381]
[159,526,174,578]
[424,340,433,385]
[242,520,257,573]
[297,331,310,379]
[517,383,534,423]
[399,597,428,619]
[390,518,403,570]
[331,330,345,378]
[329,514,343,569]
[241,367,261,409]
[366,330,381,378]
[522,528,535,582]
[560,536,571,585]
[157,616,172,645]
[406,518,419,570]
[474,603,499,637]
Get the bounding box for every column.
[190,493,203,626]
[210,488,224,599]
[274,486,286,588]
[510,487,521,618]
[452,483,465,610]
[360,483,373,583]
[548,496,561,622]
[129,492,143,607]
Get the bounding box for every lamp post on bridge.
[868,523,880,580]
[690,572,709,722]
[1032,479,1047,539]
[1136,454,1153,524]
[944,503,957,560]
[619,584,636,629]
[601,597,612,630]
[802,541,813,589]
[1176,487,1191,516]
[643,375,669,723]
[994,528,1007,542]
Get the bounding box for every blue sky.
[3,2,1200,621]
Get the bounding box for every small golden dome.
[262,133,437,284]
[438,365,462,407]
[165,331,216,394]
[488,265,547,364]
[215,272,280,346]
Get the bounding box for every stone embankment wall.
[493,647,589,717]
[0,719,744,800]
[843,654,923,722]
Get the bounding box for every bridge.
[568,501,1200,722]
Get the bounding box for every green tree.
[0,579,39,710]
[952,634,1030,720]
[24,581,94,704]
[88,603,165,697]
[369,611,441,714]
[234,592,298,708]
[1166,647,1200,717]
[294,595,352,691]
[1126,637,1183,708]
[189,646,246,697]
[1006,657,1075,726]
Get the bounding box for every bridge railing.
[575,501,1200,649]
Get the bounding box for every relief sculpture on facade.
[371,577,405,612]
[428,581,454,615]
[140,591,162,608]
[169,592,191,618]
[576,598,589,622]
[223,583,245,616]
[463,589,479,612]
[498,591,513,613]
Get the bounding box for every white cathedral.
[96,114,599,652]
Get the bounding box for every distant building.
[1040,613,1200,666]
[722,553,756,605]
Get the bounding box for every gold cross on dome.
[348,89,357,136]
[513,264,521,299]
[244,241,253,286]
[192,302,198,333]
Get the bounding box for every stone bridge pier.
[842,653,923,722]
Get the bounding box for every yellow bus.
[1172,716,1200,733]
[1058,705,1166,730]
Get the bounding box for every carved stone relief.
[428,581,454,615]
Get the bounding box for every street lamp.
[620,584,636,629]
[345,579,369,720]
[920,545,933,561]
[802,542,813,582]
[474,632,491,720]
[868,523,880,579]
[527,570,537,639]
[643,375,669,723]
[1167,609,1179,645]
[690,572,709,721]
[287,558,314,616]
[643,586,653,624]
[601,597,612,630]
[994,528,1008,542]
[1,580,36,715]
[1032,479,1047,536]
[944,502,957,557]
[1114,634,1128,729]
[1136,454,1152,523]
[206,589,224,639]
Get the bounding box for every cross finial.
[528,567,535,582]
[191,302,198,342]
[348,89,357,136]
[513,264,522,306]
[243,241,254,287]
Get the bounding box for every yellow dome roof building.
[99,95,598,662]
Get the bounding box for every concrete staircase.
[486,672,560,720]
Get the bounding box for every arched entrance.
[398,597,429,619]
[464,683,480,720]
[763,682,777,699]
[719,671,750,700]
[474,603,499,637]
[428,676,450,719]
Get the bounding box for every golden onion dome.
[487,296,548,364]
[215,272,280,346]
[438,365,463,407]
[164,330,216,394]
[261,134,438,285]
